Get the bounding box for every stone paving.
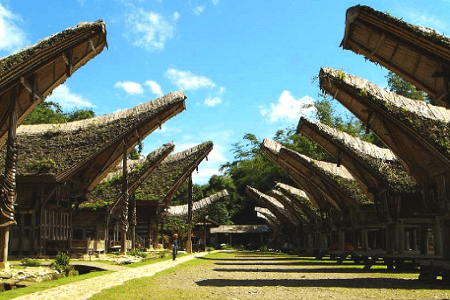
[12,252,210,300]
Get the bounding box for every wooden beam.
[20,76,43,101]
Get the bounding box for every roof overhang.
[0,21,107,145]
[341,5,450,107]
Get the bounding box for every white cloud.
[212,0,219,5]
[260,90,316,123]
[193,6,205,16]
[125,8,178,51]
[165,68,216,90]
[0,4,28,53]
[398,7,449,33]
[46,85,95,109]
[155,124,182,135]
[145,80,163,97]
[204,96,222,107]
[114,81,144,95]
[78,0,85,6]
[173,11,180,21]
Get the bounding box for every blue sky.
[1,0,449,184]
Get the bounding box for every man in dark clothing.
[172,233,179,261]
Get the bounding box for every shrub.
[206,247,215,252]
[20,258,42,266]
[127,250,148,258]
[51,252,74,276]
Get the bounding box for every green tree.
[23,101,96,124]
[386,71,426,101]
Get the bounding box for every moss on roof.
[80,143,175,210]
[343,5,450,52]
[275,182,320,219]
[320,67,450,159]
[263,139,370,205]
[0,92,185,178]
[298,117,419,193]
[0,21,107,85]
[135,141,213,203]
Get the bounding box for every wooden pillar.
[433,219,442,256]
[420,224,429,255]
[131,194,136,251]
[338,229,345,251]
[0,88,18,270]
[397,221,405,255]
[120,143,128,255]
[413,229,418,250]
[386,224,394,255]
[405,230,410,251]
[203,216,207,251]
[361,229,369,252]
[186,174,193,253]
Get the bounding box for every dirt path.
[11,252,210,300]
[90,251,450,300]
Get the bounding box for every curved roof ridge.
[167,189,229,216]
[320,67,450,122]
[164,141,213,164]
[18,91,185,134]
[299,117,396,161]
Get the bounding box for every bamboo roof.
[271,189,309,224]
[167,189,229,216]
[297,117,419,194]
[275,182,320,221]
[255,209,281,232]
[245,185,299,226]
[80,142,175,210]
[0,21,107,145]
[135,141,213,204]
[341,5,450,107]
[261,139,370,210]
[1,91,186,194]
[319,67,450,181]
[210,225,270,234]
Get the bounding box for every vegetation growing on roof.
[135,141,213,203]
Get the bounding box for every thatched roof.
[135,141,213,204]
[167,189,229,216]
[271,189,309,224]
[319,67,450,180]
[261,139,325,210]
[262,139,370,209]
[255,206,279,223]
[275,182,320,221]
[245,185,299,226]
[297,117,419,193]
[79,142,175,210]
[0,21,107,145]
[1,91,186,194]
[341,5,450,107]
[210,225,270,234]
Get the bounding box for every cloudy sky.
[1,0,448,184]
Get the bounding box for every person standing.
[172,233,179,261]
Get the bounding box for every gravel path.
[11,252,210,300]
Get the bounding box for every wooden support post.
[397,222,404,255]
[386,225,394,255]
[131,194,136,251]
[120,143,128,255]
[203,216,207,251]
[405,230,410,251]
[420,224,429,255]
[0,87,18,270]
[362,229,369,252]
[433,219,443,256]
[186,175,193,253]
[339,230,345,251]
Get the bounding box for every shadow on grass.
[212,261,361,266]
[196,277,447,289]
[213,267,419,274]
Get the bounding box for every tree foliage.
[22,101,95,124]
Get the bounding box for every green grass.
[0,270,113,300]
[124,253,188,268]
